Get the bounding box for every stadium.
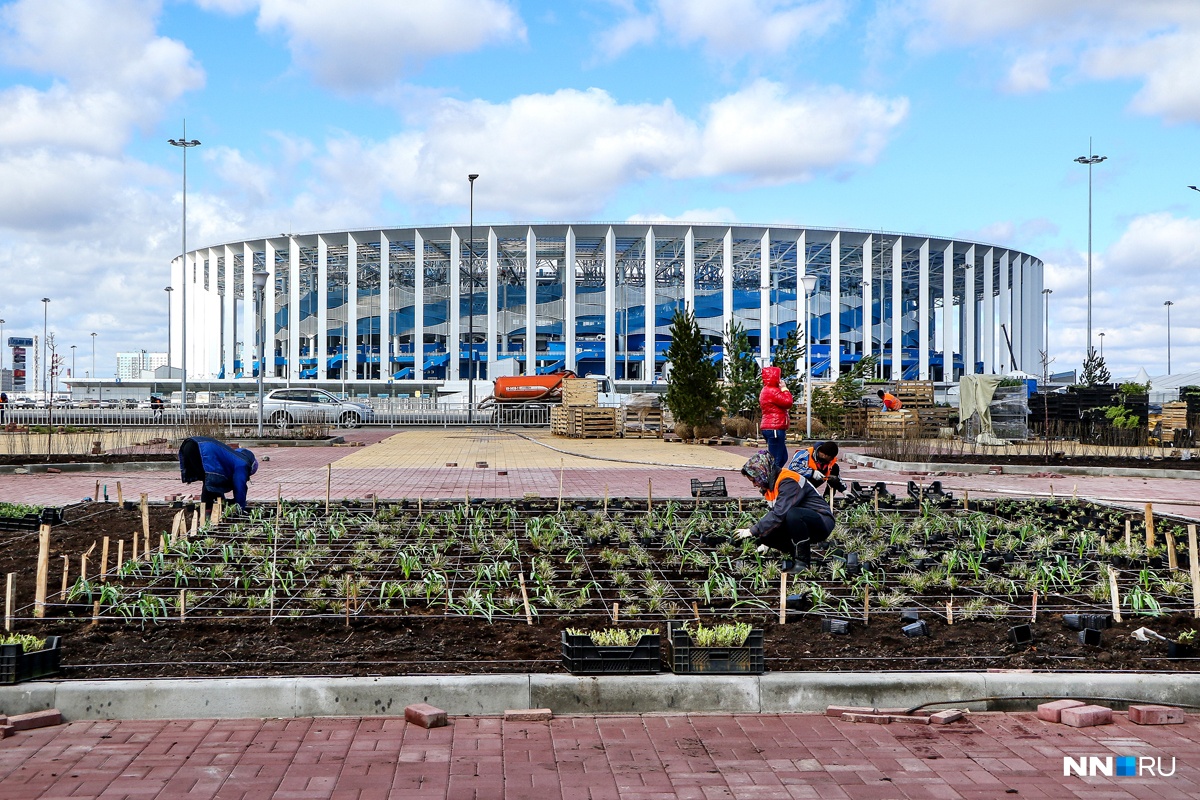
[170,223,1044,387]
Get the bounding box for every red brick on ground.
[403,703,447,729]
[1059,704,1113,727]
[505,708,552,722]
[1036,698,1086,723]
[825,704,874,716]
[6,709,63,731]
[929,709,965,724]
[841,712,891,724]
[1129,704,1186,725]
[0,725,12,738]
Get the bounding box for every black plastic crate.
[0,506,63,532]
[690,477,727,498]
[666,622,765,675]
[561,631,661,675]
[0,636,62,684]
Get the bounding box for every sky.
[0,0,1198,384]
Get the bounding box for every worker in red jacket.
[758,366,793,469]
[878,389,903,412]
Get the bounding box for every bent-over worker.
[733,451,835,572]
[179,436,258,512]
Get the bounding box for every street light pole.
[0,318,5,381]
[1074,141,1106,356]
[467,173,478,424]
[801,274,818,439]
[71,345,76,382]
[1165,301,1174,375]
[41,297,49,403]
[1041,288,1052,384]
[169,122,201,415]
[253,267,269,436]
[90,332,97,400]
[165,286,173,370]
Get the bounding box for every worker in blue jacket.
[178,436,258,512]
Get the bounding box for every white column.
[526,227,537,374]
[347,235,358,382]
[171,257,182,369]
[942,242,954,381]
[379,232,391,381]
[684,227,695,313]
[288,239,301,382]
[862,234,873,359]
[830,232,841,377]
[796,231,806,338]
[1011,253,1024,371]
[241,243,254,379]
[644,227,655,380]
[759,229,770,364]
[918,239,930,380]
[722,228,733,360]
[605,226,616,381]
[890,238,902,380]
[448,230,460,380]
[414,230,425,381]
[565,227,577,373]
[264,242,277,378]
[998,251,1010,372]
[963,245,976,374]
[983,248,994,374]
[317,235,329,381]
[486,228,498,377]
[223,244,236,380]
[1033,259,1044,368]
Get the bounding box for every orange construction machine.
[480,370,576,407]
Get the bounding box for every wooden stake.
[179,590,186,621]
[779,571,787,625]
[4,573,14,631]
[140,493,149,543]
[963,489,970,510]
[863,587,870,625]
[1108,565,1123,624]
[603,485,608,515]
[34,524,50,618]
[91,600,100,627]
[518,572,533,625]
[1166,524,1179,571]
[159,534,166,554]
[1031,590,1038,623]
[116,539,124,574]
[116,480,123,506]
[1145,503,1155,550]
[647,479,653,512]
[557,459,564,513]
[344,576,351,627]
[1049,483,1054,500]
[1125,519,1131,550]
[1072,483,1077,501]
[325,463,332,513]
[94,480,100,502]
[1188,524,1200,620]
[692,602,700,621]
[612,602,620,623]
[873,489,879,514]
[946,599,954,625]
[145,528,152,560]
[100,537,110,582]
[132,526,139,561]
[170,511,182,544]
[277,484,282,518]
[212,498,223,526]
[59,555,69,600]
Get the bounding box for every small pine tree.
[664,309,722,428]
[771,329,805,386]
[1080,347,1111,386]
[722,321,760,417]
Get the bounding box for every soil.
[7,503,1200,678]
[0,454,175,466]
[873,453,1200,471]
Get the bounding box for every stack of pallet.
[567,407,619,438]
[562,378,599,407]
[892,380,949,437]
[622,406,663,438]
[867,408,919,439]
[552,377,619,438]
[1161,402,1189,443]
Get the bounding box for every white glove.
[756,544,770,555]
[734,528,753,540]
[811,470,825,482]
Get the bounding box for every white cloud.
[594,12,658,61]
[626,208,739,223]
[887,0,1200,123]
[254,0,526,91]
[696,80,908,183]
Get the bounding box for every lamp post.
[467,173,478,423]
[1041,288,1052,384]
[801,274,818,439]
[1165,300,1174,375]
[41,297,50,402]
[90,332,97,401]
[253,267,269,436]
[70,344,76,381]
[1074,142,1107,355]
[169,122,200,414]
[0,318,5,382]
[1098,331,1104,360]
[165,286,173,369]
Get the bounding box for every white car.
[260,388,374,428]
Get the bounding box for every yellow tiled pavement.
[332,429,752,471]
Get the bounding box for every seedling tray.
[0,636,63,684]
[666,622,765,675]
[561,631,660,675]
[0,506,62,532]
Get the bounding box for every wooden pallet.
[562,378,599,407]
[867,408,919,439]
[1161,401,1189,440]
[622,407,663,438]
[550,405,569,437]
[894,380,935,408]
[568,407,619,438]
[916,407,952,437]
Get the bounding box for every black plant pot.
[1009,624,1033,646]
[1079,628,1103,646]
[821,618,851,635]
[786,593,810,611]
[902,620,929,638]
[1064,613,1111,631]
[1167,642,1193,660]
[899,609,921,623]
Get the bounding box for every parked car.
[260,388,374,428]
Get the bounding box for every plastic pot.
[1009,624,1033,646]
[1078,628,1102,646]
[821,618,851,635]
[1167,642,1192,660]
[1063,613,1112,631]
[902,620,929,638]
[899,609,921,623]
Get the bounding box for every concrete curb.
[3,672,1199,720]
[846,453,1200,481]
[0,461,177,475]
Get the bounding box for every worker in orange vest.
[878,389,903,412]
[787,441,845,493]
[734,451,835,571]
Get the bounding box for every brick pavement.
[1,712,1198,799]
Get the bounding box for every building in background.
[116,352,168,381]
[171,223,1044,385]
